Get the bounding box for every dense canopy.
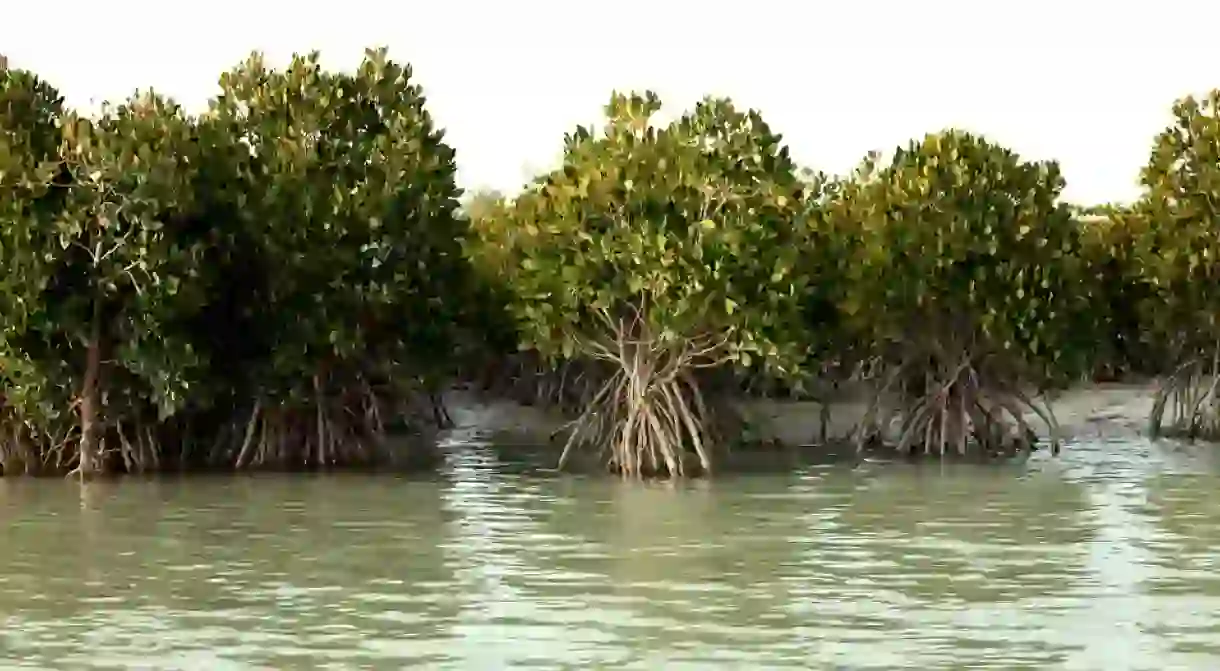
[0,50,1218,478]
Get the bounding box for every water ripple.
[0,422,1216,667]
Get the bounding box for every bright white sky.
[3,0,1218,206]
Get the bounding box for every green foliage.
[458,188,537,389]
[0,64,71,455]
[830,131,1089,456]
[205,48,466,397]
[483,91,814,375]
[1076,208,1161,381]
[0,64,63,351]
[835,131,1090,380]
[56,94,209,417]
[0,48,478,474]
[0,71,208,473]
[1129,90,1220,438]
[1133,90,1220,352]
[164,47,478,468]
[468,91,827,475]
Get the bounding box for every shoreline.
[449,380,1162,449]
[0,381,1171,480]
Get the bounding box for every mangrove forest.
[3,48,1220,479]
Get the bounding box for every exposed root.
[0,363,445,476]
[1150,343,1220,440]
[554,305,734,478]
[113,421,160,473]
[401,384,457,431]
[855,348,1061,459]
[0,415,43,476]
[208,373,436,470]
[0,402,83,478]
[233,399,263,469]
[429,391,454,429]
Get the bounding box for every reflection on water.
[1,422,1220,667]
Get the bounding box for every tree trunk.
[76,299,103,480]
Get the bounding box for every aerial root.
[556,368,718,477]
[856,352,1060,458]
[114,421,160,473]
[219,377,416,470]
[555,306,733,478]
[1150,344,1220,440]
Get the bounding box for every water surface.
[1,401,1219,669]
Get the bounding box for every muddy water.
[1,385,1219,669]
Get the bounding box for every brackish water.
[2,397,1220,669]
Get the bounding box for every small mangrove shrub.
[188,48,474,469]
[0,49,483,476]
[831,131,1092,457]
[1075,205,1161,383]
[0,67,210,477]
[471,92,819,476]
[1133,90,1220,439]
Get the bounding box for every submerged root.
[1150,346,1220,440]
[855,351,1061,459]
